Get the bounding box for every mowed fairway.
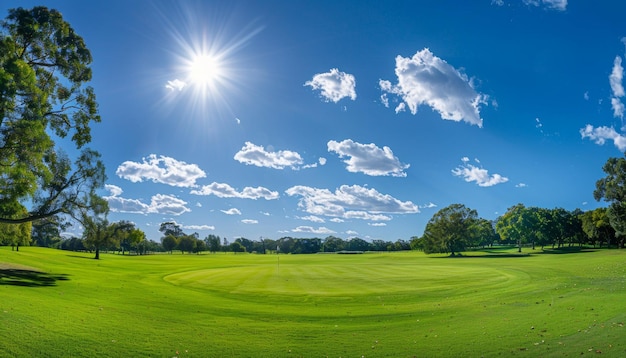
[1,247,626,357]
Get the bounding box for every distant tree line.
[413,153,626,255]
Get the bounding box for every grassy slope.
[1,247,625,357]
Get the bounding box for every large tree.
[421,203,478,256]
[594,156,626,248]
[496,204,536,252]
[0,7,104,224]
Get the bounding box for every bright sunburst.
[187,54,223,87]
[159,2,263,119]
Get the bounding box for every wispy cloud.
[165,79,186,91]
[104,185,191,216]
[116,154,206,188]
[580,124,626,151]
[191,182,280,200]
[299,215,325,223]
[221,208,242,215]
[610,56,625,119]
[523,0,567,11]
[292,226,336,234]
[183,224,215,231]
[305,68,357,103]
[419,202,437,209]
[379,48,488,127]
[241,219,258,224]
[452,158,509,187]
[285,184,419,220]
[516,183,528,188]
[328,139,410,177]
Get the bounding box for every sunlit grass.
[1,247,625,357]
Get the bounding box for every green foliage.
[421,203,478,255]
[595,155,626,247]
[0,203,31,247]
[0,6,105,224]
[160,235,177,253]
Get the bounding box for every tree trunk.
[94,247,100,260]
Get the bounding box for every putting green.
[163,258,529,320]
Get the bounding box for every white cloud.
[304,68,357,103]
[419,202,437,209]
[379,48,488,127]
[191,182,280,200]
[221,208,242,215]
[610,56,625,118]
[452,158,509,187]
[327,139,410,177]
[516,183,528,188]
[292,226,336,234]
[346,230,358,235]
[116,154,206,188]
[369,222,387,227]
[299,215,325,223]
[166,79,186,91]
[584,91,590,101]
[105,184,123,197]
[241,219,258,224]
[150,194,192,216]
[523,0,567,10]
[343,211,391,221]
[491,0,504,6]
[184,224,215,231]
[103,185,191,216]
[285,184,419,220]
[580,124,626,151]
[234,142,305,170]
[330,218,344,223]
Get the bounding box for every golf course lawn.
[1,247,625,357]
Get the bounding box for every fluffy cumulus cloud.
[610,56,625,119]
[523,0,567,11]
[304,68,357,103]
[580,125,626,151]
[292,226,336,234]
[285,184,418,220]
[191,182,279,200]
[451,158,508,187]
[327,139,410,177]
[234,142,305,170]
[116,154,206,188]
[104,185,191,216]
[379,48,488,127]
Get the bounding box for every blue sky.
[8,0,626,242]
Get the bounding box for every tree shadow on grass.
[536,247,597,255]
[433,253,531,258]
[0,268,69,287]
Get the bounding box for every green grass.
[1,247,626,357]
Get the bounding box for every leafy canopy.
[0,6,104,224]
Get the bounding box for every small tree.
[79,194,112,260]
[161,234,178,254]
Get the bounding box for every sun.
[186,53,223,88]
